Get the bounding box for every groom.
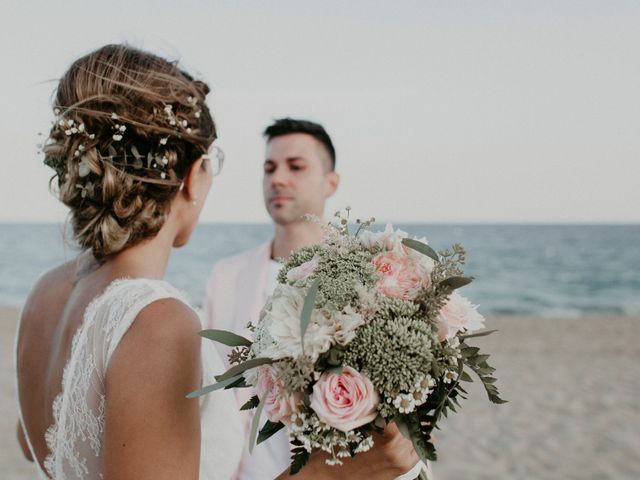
[202,118,340,480]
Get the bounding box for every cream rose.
[436,292,486,341]
[310,366,379,432]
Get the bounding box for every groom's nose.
[270,165,291,189]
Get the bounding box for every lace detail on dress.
[43,278,189,479]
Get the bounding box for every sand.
[2,308,639,479]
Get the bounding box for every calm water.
[1,223,638,317]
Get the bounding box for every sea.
[1,223,638,317]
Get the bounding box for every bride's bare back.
[16,257,206,479]
[16,260,85,467]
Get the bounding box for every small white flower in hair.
[89,134,95,139]
[78,144,85,151]
[111,113,119,119]
[161,172,166,179]
[170,120,176,126]
[195,110,201,118]
[112,134,123,141]
[186,128,192,134]
[161,157,169,165]
[181,120,188,128]
[65,129,73,136]
[160,137,168,145]
[58,119,66,126]
[164,104,173,113]
[119,125,126,132]
[67,119,74,127]
[54,108,61,115]
[78,123,85,133]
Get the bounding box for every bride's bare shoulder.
[20,260,77,327]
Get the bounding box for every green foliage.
[199,329,252,347]
[300,278,320,354]
[248,397,266,454]
[186,374,243,399]
[460,341,507,405]
[215,357,273,382]
[402,238,440,262]
[289,440,311,475]
[240,395,260,411]
[257,420,285,445]
[438,276,473,290]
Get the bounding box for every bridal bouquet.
[191,212,505,477]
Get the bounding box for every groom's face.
[263,133,338,225]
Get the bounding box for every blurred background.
[1,1,638,479]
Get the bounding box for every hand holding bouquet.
[191,212,506,477]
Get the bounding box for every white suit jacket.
[203,241,272,362]
[203,241,292,480]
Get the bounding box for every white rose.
[359,223,408,251]
[263,284,337,362]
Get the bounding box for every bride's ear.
[181,157,206,203]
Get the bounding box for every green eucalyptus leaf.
[186,374,242,399]
[248,396,266,454]
[199,329,252,347]
[131,145,141,159]
[300,278,320,352]
[214,357,273,382]
[401,238,439,262]
[78,160,90,178]
[439,276,473,290]
[459,329,497,340]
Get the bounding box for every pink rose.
[436,292,486,341]
[255,365,302,424]
[310,366,379,432]
[286,255,320,282]
[371,247,431,300]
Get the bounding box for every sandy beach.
[2,307,639,479]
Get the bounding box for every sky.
[1,0,638,223]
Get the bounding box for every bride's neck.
[99,221,177,280]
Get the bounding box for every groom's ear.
[181,157,206,202]
[324,171,340,199]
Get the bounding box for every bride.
[14,44,419,479]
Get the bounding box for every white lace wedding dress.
[16,278,244,479]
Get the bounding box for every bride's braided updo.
[43,44,216,261]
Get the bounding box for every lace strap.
[87,278,191,369]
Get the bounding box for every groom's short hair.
[263,118,336,171]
